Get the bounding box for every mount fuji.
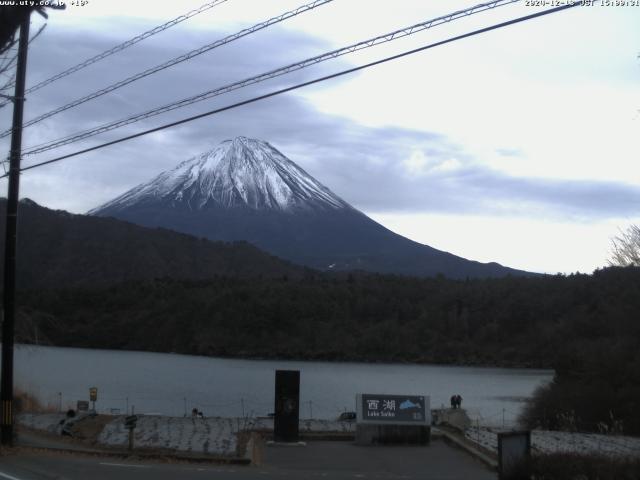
[90,137,530,278]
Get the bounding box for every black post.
[274,370,300,442]
[1,14,31,446]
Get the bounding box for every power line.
[0,24,47,104]
[8,3,580,178]
[0,0,230,108]
[27,23,47,46]
[0,0,334,138]
[22,0,521,156]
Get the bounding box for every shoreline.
[12,343,555,372]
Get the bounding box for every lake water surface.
[13,345,552,426]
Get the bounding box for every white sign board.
[356,394,431,426]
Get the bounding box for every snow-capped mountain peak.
[91,137,350,213]
[90,136,530,279]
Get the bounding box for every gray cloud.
[495,147,525,158]
[2,21,639,222]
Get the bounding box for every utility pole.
[1,14,31,446]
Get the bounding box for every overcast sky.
[1,0,638,274]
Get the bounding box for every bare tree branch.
[609,224,640,267]
[0,21,46,109]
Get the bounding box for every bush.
[515,453,640,480]
[520,338,640,435]
[14,388,48,413]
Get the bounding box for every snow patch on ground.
[465,426,640,458]
[98,416,239,456]
[248,417,355,433]
[18,413,67,435]
[18,413,355,457]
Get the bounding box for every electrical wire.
[5,3,580,179]
[22,0,521,156]
[0,24,47,103]
[0,0,334,138]
[0,0,230,108]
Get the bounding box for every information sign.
[356,394,430,425]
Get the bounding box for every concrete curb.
[15,443,250,465]
[434,428,498,470]
[266,441,307,447]
[300,433,355,441]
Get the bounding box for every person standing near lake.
[450,395,456,409]
[456,394,463,409]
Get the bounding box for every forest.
[13,265,640,434]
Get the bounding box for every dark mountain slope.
[0,198,304,289]
[91,136,534,279]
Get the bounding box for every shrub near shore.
[520,335,640,435]
[513,453,640,480]
[14,388,51,413]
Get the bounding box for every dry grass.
[14,388,55,413]
[69,415,115,443]
[509,453,640,480]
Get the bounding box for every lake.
[12,344,552,426]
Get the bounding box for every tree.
[0,5,62,55]
[609,224,640,267]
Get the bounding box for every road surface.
[0,440,496,479]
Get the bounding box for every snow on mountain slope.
[91,137,349,213]
[90,136,533,279]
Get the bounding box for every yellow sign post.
[89,387,98,411]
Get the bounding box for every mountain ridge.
[0,198,304,289]
[91,136,535,279]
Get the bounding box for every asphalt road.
[0,440,497,480]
